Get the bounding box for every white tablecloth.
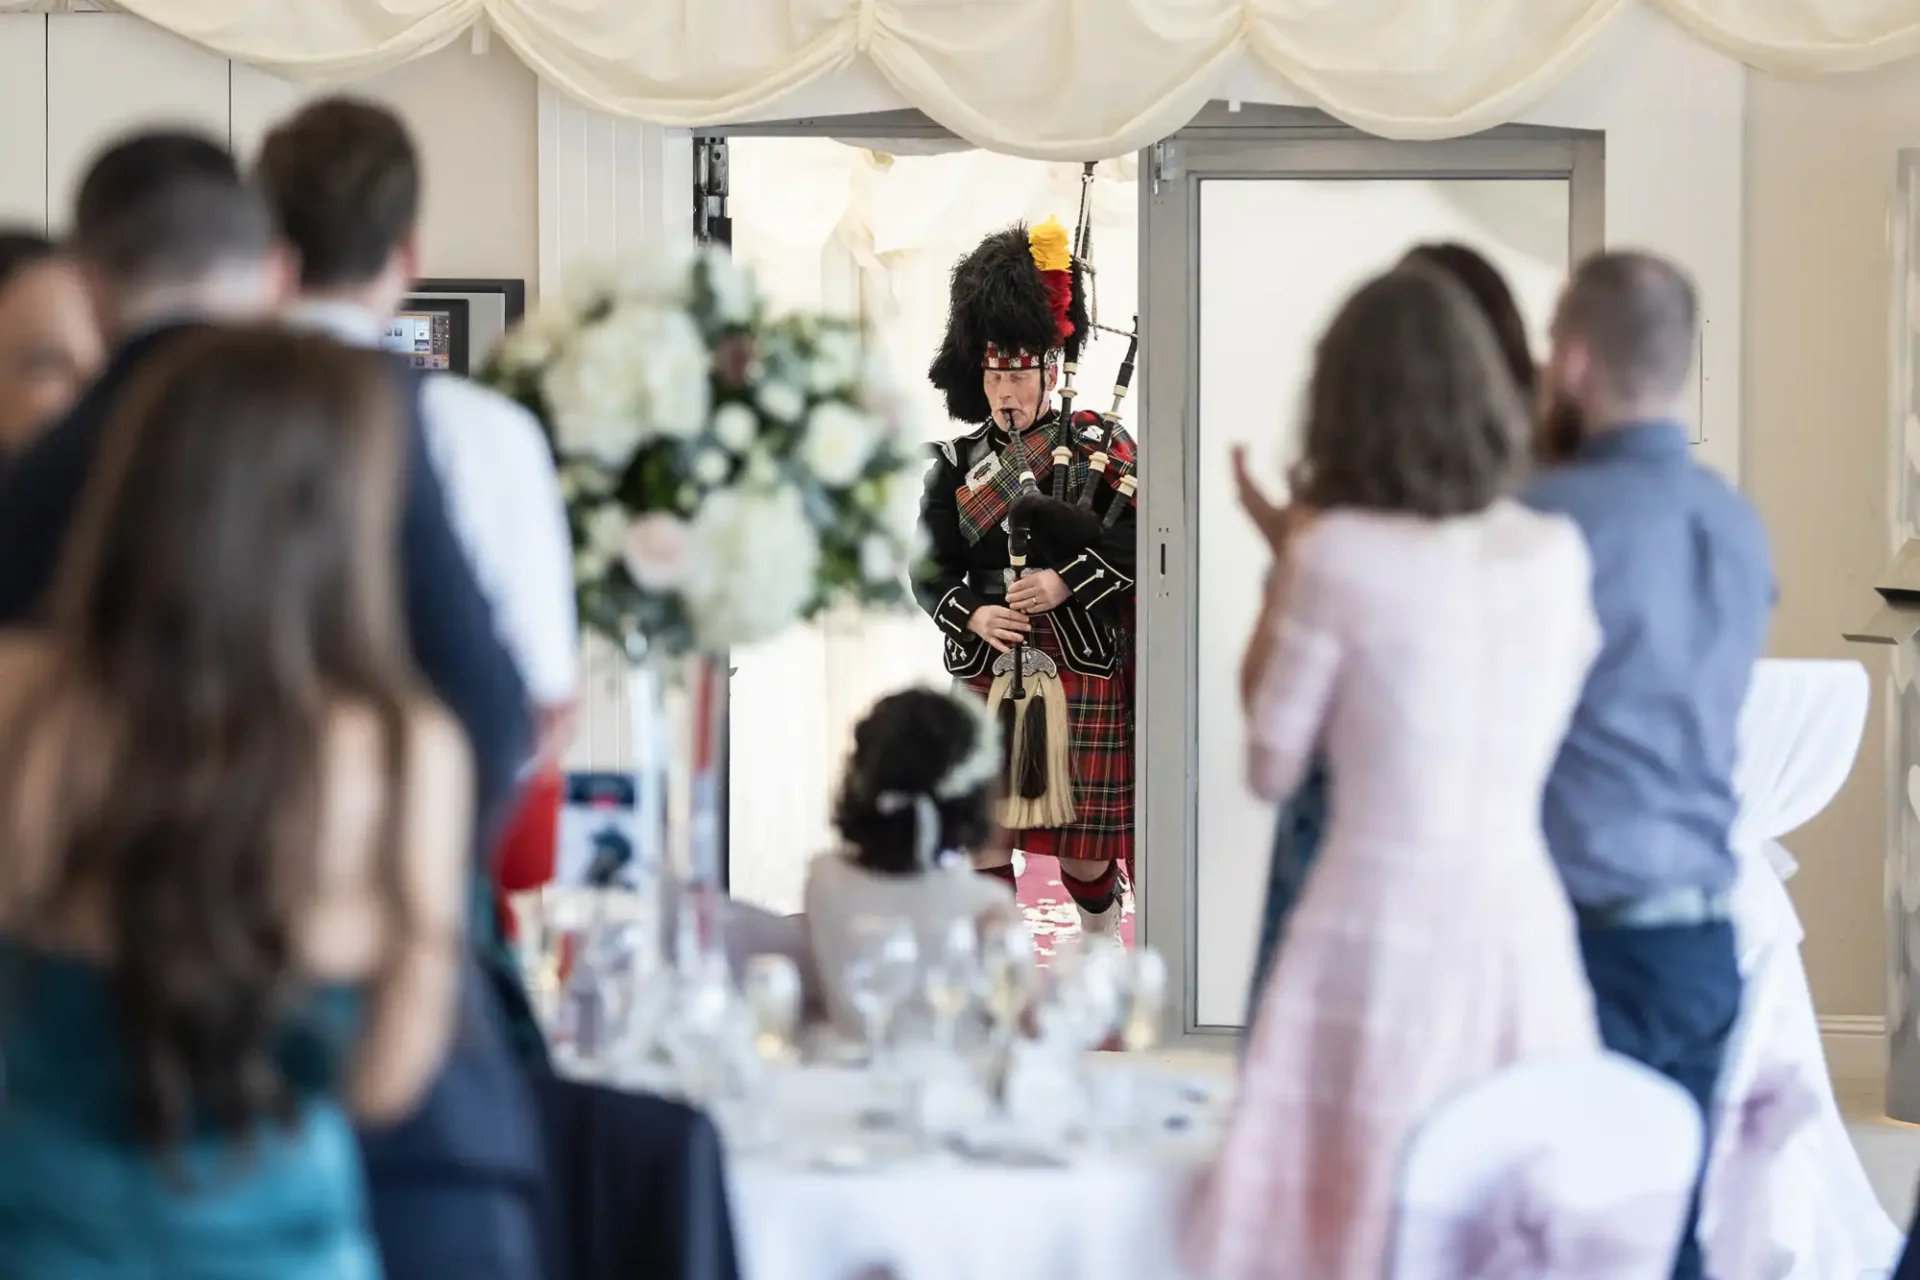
[1714,658,1901,1278]
[726,1062,1222,1280]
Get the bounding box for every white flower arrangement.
[485,243,927,657]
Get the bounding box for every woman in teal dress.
[0,330,475,1277]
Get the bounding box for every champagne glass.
[922,918,980,1055]
[1123,947,1168,1052]
[843,915,919,1067]
[744,953,803,1065]
[979,918,1036,1078]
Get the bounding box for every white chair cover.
[1391,1052,1702,1279]
[1707,658,1900,1278]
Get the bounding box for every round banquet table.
[723,1060,1223,1280]
[715,659,1897,1280]
[1709,658,1901,1278]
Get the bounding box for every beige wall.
[233,41,540,289]
[1747,66,1917,1019]
[0,15,538,295]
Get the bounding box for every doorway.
[1136,116,1605,1041]
[708,108,1605,1035]
[719,129,1142,965]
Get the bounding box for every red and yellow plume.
[1029,217,1075,349]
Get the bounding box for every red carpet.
[1014,852,1136,964]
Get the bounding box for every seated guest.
[0,130,541,1280]
[1242,240,1540,1022]
[806,687,1020,1038]
[0,330,471,1274]
[1192,264,1602,1279]
[254,97,579,949]
[0,230,101,455]
[1525,251,1772,1280]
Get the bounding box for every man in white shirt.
[253,97,579,761]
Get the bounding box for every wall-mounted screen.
[384,299,468,373]
[396,278,526,374]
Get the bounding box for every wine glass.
[1123,947,1169,1052]
[744,953,803,1065]
[842,915,920,1067]
[922,918,979,1055]
[983,921,1044,1051]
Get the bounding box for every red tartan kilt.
[966,613,1134,870]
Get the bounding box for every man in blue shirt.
[1524,251,1773,1280]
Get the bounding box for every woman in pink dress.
[1190,265,1604,1279]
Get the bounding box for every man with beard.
[914,218,1139,937]
[1525,250,1771,1280]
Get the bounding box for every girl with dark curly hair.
[805,686,1023,1038]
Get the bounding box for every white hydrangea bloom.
[799,401,879,487]
[682,486,820,648]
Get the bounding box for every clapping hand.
[1232,445,1310,554]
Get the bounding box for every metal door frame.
[1136,119,1606,1046]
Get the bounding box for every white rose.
[586,505,629,563]
[712,402,759,453]
[575,546,610,580]
[756,379,805,424]
[681,487,821,648]
[542,305,712,462]
[692,448,731,487]
[623,513,695,591]
[630,307,712,441]
[542,317,643,465]
[800,401,879,487]
[859,532,901,584]
[744,447,780,486]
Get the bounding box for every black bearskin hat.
[926,222,1090,425]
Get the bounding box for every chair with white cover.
[1390,1052,1703,1280]
[1714,659,1900,1278]
[1699,1058,1822,1280]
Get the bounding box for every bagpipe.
[992,163,1140,830]
[1014,162,1139,559]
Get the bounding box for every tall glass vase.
[627,643,731,977]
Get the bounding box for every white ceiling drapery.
[3,0,1915,155]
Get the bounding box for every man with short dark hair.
[256,96,590,1280]
[1526,250,1773,1280]
[256,97,577,805]
[0,129,543,1279]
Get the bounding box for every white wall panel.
[0,15,47,230]
[228,61,319,164]
[45,14,228,232]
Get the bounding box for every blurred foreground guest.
[1525,252,1772,1280]
[1243,241,1539,1023]
[0,231,100,454]
[0,130,542,1278]
[1191,265,1601,1279]
[805,687,1020,1039]
[0,330,471,1276]
[254,96,578,954]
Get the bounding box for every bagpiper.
[913,213,1139,938]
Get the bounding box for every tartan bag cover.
[953,413,1133,547]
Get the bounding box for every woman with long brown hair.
[0,329,471,1275]
[1190,265,1602,1278]
[1243,240,1545,1018]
